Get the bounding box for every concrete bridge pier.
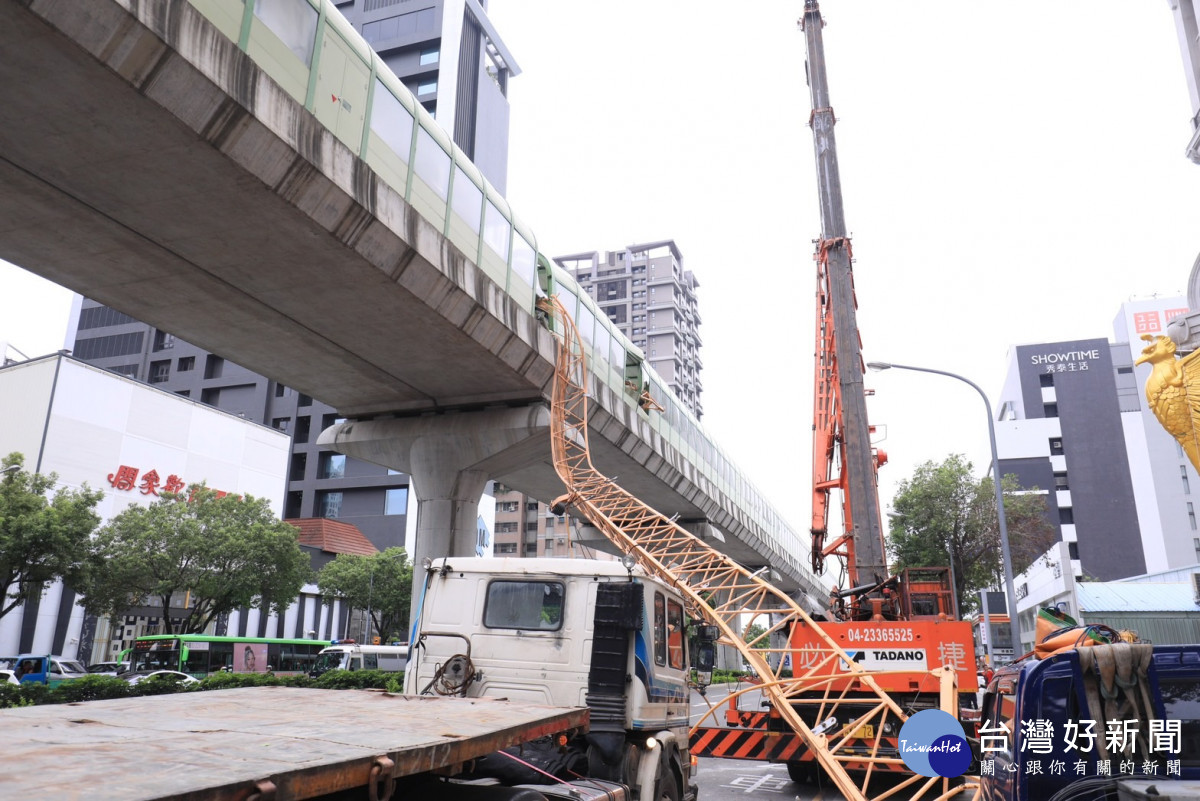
[317,406,551,571]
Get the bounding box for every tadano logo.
[897,709,971,778]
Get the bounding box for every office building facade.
[993,297,1200,589]
[64,1,517,552]
[0,353,292,661]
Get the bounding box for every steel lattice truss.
[546,296,978,801]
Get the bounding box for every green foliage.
[0,669,403,708]
[48,675,131,703]
[318,548,412,642]
[742,623,769,651]
[74,485,313,633]
[888,455,1058,613]
[0,452,102,621]
[311,669,396,690]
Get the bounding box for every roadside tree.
[318,548,412,643]
[0,452,102,622]
[75,486,311,633]
[887,455,1057,614]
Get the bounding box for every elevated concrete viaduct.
[0,0,823,599]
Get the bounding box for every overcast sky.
[2,1,1198,544]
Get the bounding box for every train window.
[483,200,511,259]
[369,80,414,162]
[610,337,624,374]
[511,235,536,288]
[654,593,667,667]
[577,303,595,347]
[413,126,450,199]
[594,325,611,367]
[451,169,483,232]
[254,0,318,66]
[558,289,578,326]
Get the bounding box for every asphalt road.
[691,682,848,800]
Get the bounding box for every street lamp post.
[866,361,1023,661]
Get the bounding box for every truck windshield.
[311,651,349,675]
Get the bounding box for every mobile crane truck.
[691,0,978,788]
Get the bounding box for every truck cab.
[979,643,1200,801]
[9,655,88,686]
[407,557,697,800]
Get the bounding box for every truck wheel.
[654,771,680,801]
[786,760,813,784]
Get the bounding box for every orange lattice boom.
[545,296,978,801]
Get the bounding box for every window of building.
[1059,507,1074,525]
[1043,403,1059,418]
[272,418,289,432]
[73,332,145,360]
[1184,465,1192,495]
[177,356,194,372]
[384,487,408,515]
[419,47,439,65]
[204,354,224,379]
[525,543,537,555]
[1195,537,1200,561]
[526,501,539,511]
[147,360,171,385]
[275,383,287,397]
[152,331,175,351]
[525,522,539,532]
[498,501,518,512]
[319,453,346,479]
[289,452,306,482]
[417,79,437,96]
[1116,366,1133,374]
[1068,541,1079,559]
[495,522,518,533]
[496,543,517,554]
[1039,373,1054,387]
[175,389,189,398]
[298,393,312,408]
[294,416,311,444]
[318,491,342,519]
[1049,437,1064,455]
[77,305,136,330]
[1190,503,1197,532]
[1053,472,1069,491]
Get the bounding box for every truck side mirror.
[694,625,719,690]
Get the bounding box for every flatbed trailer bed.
[0,687,589,800]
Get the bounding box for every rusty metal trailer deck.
[0,687,589,800]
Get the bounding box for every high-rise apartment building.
[491,482,606,560]
[993,297,1200,585]
[492,240,704,561]
[558,240,703,419]
[65,0,517,552]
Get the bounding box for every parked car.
[87,661,129,676]
[0,669,19,686]
[119,670,199,686]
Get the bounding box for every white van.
[309,643,408,677]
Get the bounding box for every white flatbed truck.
[0,686,590,800]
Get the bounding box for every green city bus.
[131,634,326,678]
